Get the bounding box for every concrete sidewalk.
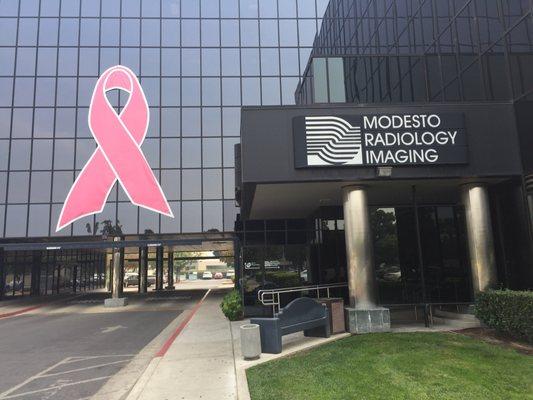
[126,289,237,400]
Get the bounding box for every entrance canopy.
[237,102,523,219]
[247,178,510,220]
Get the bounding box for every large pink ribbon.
[56,65,173,232]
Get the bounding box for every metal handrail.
[257,283,348,314]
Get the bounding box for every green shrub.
[220,290,244,321]
[475,289,533,342]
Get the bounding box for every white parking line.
[38,359,130,378]
[0,355,135,400]
[0,376,113,399]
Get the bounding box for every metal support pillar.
[30,251,41,296]
[462,183,498,293]
[166,251,175,289]
[0,247,4,300]
[139,246,148,293]
[155,246,164,290]
[104,237,128,307]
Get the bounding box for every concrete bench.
[250,297,331,354]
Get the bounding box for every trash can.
[240,324,261,360]
[318,298,346,334]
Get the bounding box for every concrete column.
[462,183,498,293]
[166,251,175,289]
[155,246,164,290]
[139,246,148,293]
[0,247,4,299]
[111,238,121,298]
[342,185,377,308]
[104,237,128,307]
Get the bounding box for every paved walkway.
[127,289,238,400]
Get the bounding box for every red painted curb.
[0,304,47,319]
[155,289,210,357]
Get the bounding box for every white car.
[226,270,235,279]
[202,271,213,279]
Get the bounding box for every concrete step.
[431,315,481,329]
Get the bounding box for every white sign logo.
[305,116,363,166]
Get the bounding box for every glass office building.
[237,0,533,317]
[0,0,328,298]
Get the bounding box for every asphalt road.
[0,290,206,400]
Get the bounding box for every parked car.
[226,270,235,279]
[5,279,24,292]
[214,272,223,279]
[124,275,139,287]
[147,276,156,286]
[202,271,213,279]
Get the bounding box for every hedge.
[475,290,533,343]
[220,289,244,321]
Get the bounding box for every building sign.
[56,65,173,231]
[293,113,467,168]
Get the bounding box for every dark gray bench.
[250,297,331,354]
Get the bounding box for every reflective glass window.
[182,169,201,199]
[260,20,279,46]
[8,171,30,202]
[142,19,160,46]
[100,19,120,46]
[182,138,201,168]
[59,18,79,46]
[12,109,32,138]
[240,0,258,18]
[5,205,27,237]
[0,78,13,106]
[18,18,38,46]
[222,49,240,76]
[182,107,201,136]
[279,20,298,46]
[161,169,180,200]
[16,48,36,76]
[181,78,200,106]
[203,200,222,231]
[29,171,52,202]
[28,204,50,236]
[240,20,259,46]
[202,78,221,106]
[161,78,180,106]
[162,19,180,45]
[10,140,31,169]
[181,19,200,46]
[161,108,180,137]
[122,19,140,46]
[221,0,238,18]
[161,138,180,168]
[202,138,221,167]
[202,49,221,76]
[182,201,201,232]
[0,19,17,45]
[241,48,260,75]
[32,140,53,171]
[162,49,180,76]
[221,20,239,46]
[202,19,220,46]
[0,48,14,75]
[80,18,99,46]
[202,107,221,136]
[14,77,34,106]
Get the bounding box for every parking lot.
[0,290,207,400]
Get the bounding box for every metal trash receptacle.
[240,324,261,360]
[318,298,346,334]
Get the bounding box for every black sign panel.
[293,113,467,168]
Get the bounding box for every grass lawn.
[247,332,533,400]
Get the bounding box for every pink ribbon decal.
[56,65,173,231]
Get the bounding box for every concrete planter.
[240,324,261,360]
